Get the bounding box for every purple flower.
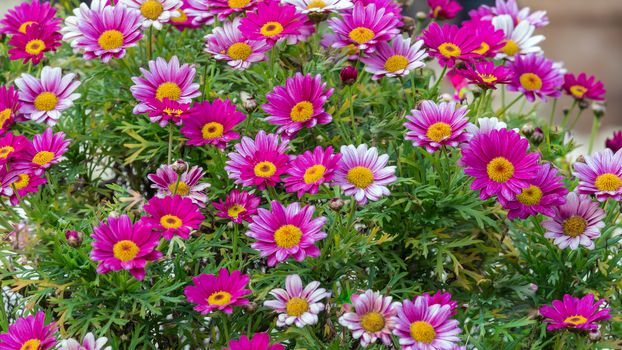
[361,35,427,80]
[338,290,398,347]
[573,148,622,201]
[184,268,251,314]
[507,54,563,102]
[539,294,610,331]
[0,311,57,350]
[404,100,471,153]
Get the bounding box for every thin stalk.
[560,100,577,128]
[588,115,600,154]
[232,224,239,269]
[147,27,153,61]
[495,95,522,117]
[430,65,448,94]
[167,123,173,164]
[348,85,356,137]
[569,108,585,130]
[545,98,557,153]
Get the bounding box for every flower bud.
[528,283,538,293]
[340,66,358,85]
[308,12,329,24]
[440,93,453,102]
[591,101,606,119]
[578,99,589,110]
[244,301,258,313]
[415,11,427,20]
[65,230,84,247]
[329,198,345,211]
[588,328,601,341]
[575,155,586,164]
[521,123,535,137]
[401,16,415,34]
[530,127,544,145]
[240,91,257,111]
[171,159,188,174]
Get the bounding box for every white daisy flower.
[492,14,545,60]
[283,0,353,14]
[119,0,182,30]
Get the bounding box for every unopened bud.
[576,155,586,164]
[171,159,188,174]
[588,328,601,341]
[308,12,328,24]
[528,283,538,293]
[65,230,83,247]
[240,91,257,111]
[530,127,544,145]
[244,301,258,313]
[440,93,453,102]
[592,101,606,119]
[521,123,535,137]
[401,16,415,34]
[329,198,345,211]
[340,66,358,85]
[415,11,427,20]
[578,99,589,110]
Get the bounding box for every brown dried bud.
[329,198,345,211]
[401,16,416,34]
[171,159,188,174]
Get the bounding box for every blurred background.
[1,0,621,150]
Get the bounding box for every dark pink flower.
[184,268,251,314]
[540,294,610,331]
[562,72,606,102]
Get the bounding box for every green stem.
[430,65,448,94]
[475,89,489,118]
[167,123,173,164]
[347,198,357,226]
[588,115,600,154]
[266,186,278,202]
[569,108,585,130]
[495,95,522,117]
[561,100,577,128]
[232,224,239,269]
[545,98,557,153]
[349,85,356,137]
[147,27,153,61]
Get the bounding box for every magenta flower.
[463,20,505,58]
[142,195,205,240]
[184,268,251,314]
[208,0,258,21]
[213,189,261,224]
[422,290,458,315]
[225,131,290,190]
[574,148,622,201]
[90,214,162,280]
[145,97,191,127]
[7,170,47,206]
[338,290,398,347]
[422,23,479,67]
[119,0,182,30]
[0,311,57,350]
[15,66,81,126]
[0,0,61,35]
[8,23,61,65]
[508,54,563,102]
[542,192,605,250]
[392,295,461,349]
[246,201,327,266]
[327,3,400,55]
[225,333,284,350]
[0,85,21,134]
[539,294,610,331]
[461,61,513,89]
[262,73,333,138]
[562,73,606,102]
[461,128,540,202]
[468,0,549,28]
[284,146,341,198]
[130,56,200,116]
[605,130,622,153]
[205,18,271,71]
[180,98,246,149]
[334,144,397,205]
[404,100,471,153]
[284,0,353,14]
[0,167,20,199]
[185,0,214,26]
[148,164,210,206]
[0,132,29,165]
[357,0,402,18]
[264,274,330,328]
[170,1,200,30]
[239,0,306,45]
[13,128,70,176]
[427,0,462,20]
[361,35,427,80]
[502,163,568,220]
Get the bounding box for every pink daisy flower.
[213,189,261,224]
[0,0,61,35]
[170,1,200,30]
[246,200,327,266]
[208,0,258,21]
[508,54,563,102]
[15,66,81,126]
[0,311,57,350]
[239,0,306,45]
[7,170,47,206]
[502,163,568,220]
[284,0,353,14]
[184,268,251,314]
[606,130,622,153]
[392,295,461,350]
[462,20,505,58]
[404,100,471,153]
[338,290,398,347]
[361,35,427,80]
[427,0,462,20]
[461,128,540,202]
[0,85,22,134]
[90,214,163,280]
[60,332,111,350]
[0,132,29,165]
[13,128,70,176]
[542,192,605,250]
[327,3,400,54]
[356,0,402,19]
[0,167,20,199]
[421,23,479,67]
[185,0,214,26]
[468,0,549,28]
[334,144,397,205]
[225,333,284,350]
[264,274,330,328]
[422,290,458,315]
[225,131,290,190]
[562,73,606,102]
[130,56,200,116]
[205,18,271,71]
[262,73,334,138]
[539,294,611,331]
[148,163,210,206]
[141,195,205,240]
[461,61,513,90]
[574,148,622,201]
[284,146,341,198]
[180,98,246,149]
[145,97,191,127]
[8,23,61,65]
[119,0,182,30]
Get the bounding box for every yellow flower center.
[113,240,140,262]
[19,339,41,350]
[0,108,12,128]
[140,0,164,20]
[273,224,302,248]
[478,73,498,83]
[98,29,124,50]
[348,27,375,44]
[171,9,188,23]
[564,315,588,325]
[303,164,326,184]
[345,44,359,56]
[32,151,55,166]
[227,204,246,218]
[228,0,250,8]
[227,42,252,60]
[208,291,232,305]
[486,157,515,183]
[11,174,30,190]
[156,82,182,101]
[254,161,277,178]
[163,107,183,117]
[307,0,327,9]
[360,311,385,332]
[438,42,461,58]
[595,173,622,192]
[346,166,374,189]
[286,297,309,316]
[18,21,36,34]
[168,181,190,196]
[160,214,182,229]
[384,55,409,72]
[473,42,490,55]
[516,185,543,206]
[0,146,15,159]
[426,122,452,142]
[410,321,436,344]
[34,92,58,111]
[562,215,588,238]
[201,122,224,139]
[569,85,588,99]
[260,21,284,37]
[519,73,543,91]
[500,39,519,56]
[290,101,314,122]
[25,39,46,55]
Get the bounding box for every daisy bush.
[1,0,621,349]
